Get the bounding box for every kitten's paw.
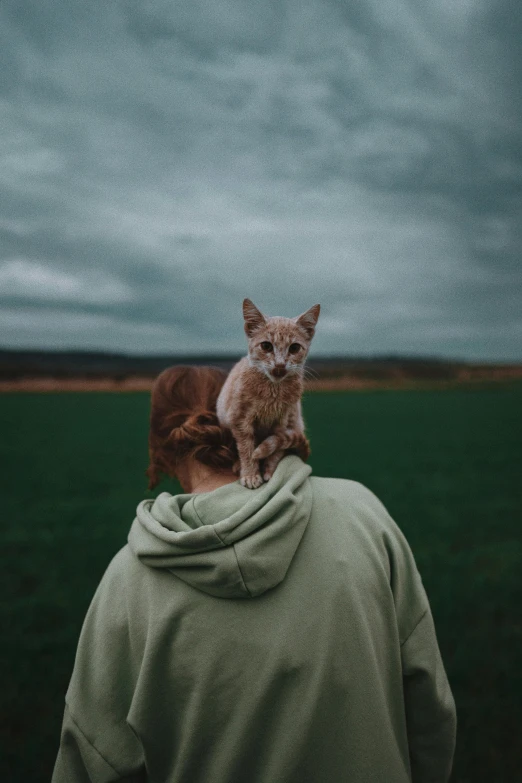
[262,460,281,481]
[262,451,284,482]
[240,473,264,489]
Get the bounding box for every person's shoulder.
[309,474,404,538]
[96,543,147,595]
[310,474,388,512]
[103,542,137,573]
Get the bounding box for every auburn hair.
[146,365,238,490]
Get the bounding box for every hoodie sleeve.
[380,502,457,783]
[354,483,457,782]
[401,607,457,783]
[52,548,147,783]
[52,704,146,783]
[382,517,457,783]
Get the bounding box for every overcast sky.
[1,0,521,360]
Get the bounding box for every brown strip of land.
[1,369,521,393]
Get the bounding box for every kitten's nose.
[272,364,287,378]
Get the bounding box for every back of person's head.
[146,365,238,490]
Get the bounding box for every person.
[52,365,457,783]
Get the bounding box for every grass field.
[1,384,521,782]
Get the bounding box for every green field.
[1,385,521,782]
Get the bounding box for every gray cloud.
[0,0,521,359]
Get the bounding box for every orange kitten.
[216,298,320,488]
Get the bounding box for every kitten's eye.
[288,343,302,354]
[260,341,273,352]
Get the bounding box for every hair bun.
[166,409,237,471]
[146,365,238,490]
[177,409,215,437]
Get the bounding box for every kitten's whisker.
[303,366,319,380]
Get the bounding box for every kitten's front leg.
[232,424,264,489]
[261,447,286,482]
[261,405,310,481]
[258,416,293,482]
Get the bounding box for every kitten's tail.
[252,429,299,460]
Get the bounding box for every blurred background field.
[1,383,521,782]
[2,1,522,779]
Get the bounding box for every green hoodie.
[52,455,456,783]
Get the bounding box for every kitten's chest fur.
[255,375,299,414]
[218,357,302,428]
[249,377,301,443]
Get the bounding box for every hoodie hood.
[128,455,313,598]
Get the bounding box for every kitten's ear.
[295,304,321,339]
[243,298,267,337]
